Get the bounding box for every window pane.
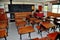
[52,9,57,13]
[52,5,58,8]
[59,5,60,8]
[58,9,60,13]
[44,6,48,11]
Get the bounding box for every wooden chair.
[0,29,8,40]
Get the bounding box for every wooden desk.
[29,18,37,21]
[0,29,7,40]
[0,23,7,29]
[18,26,35,39]
[29,18,41,27]
[16,21,26,27]
[34,19,41,24]
[0,22,8,33]
[47,32,58,40]
[41,22,56,29]
[29,18,41,23]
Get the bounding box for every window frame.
[52,3,60,14]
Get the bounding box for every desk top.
[41,22,56,29]
[47,32,58,40]
[0,29,7,38]
[18,26,35,34]
[0,23,7,29]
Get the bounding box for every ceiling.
[0,0,57,2]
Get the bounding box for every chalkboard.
[8,4,34,12]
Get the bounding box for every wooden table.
[18,26,35,39]
[41,22,56,29]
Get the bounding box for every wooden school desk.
[18,26,35,40]
[41,22,56,29]
[47,32,58,40]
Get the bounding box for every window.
[52,4,60,14]
[52,5,58,13]
[44,6,48,11]
[52,9,57,13]
[58,5,60,13]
